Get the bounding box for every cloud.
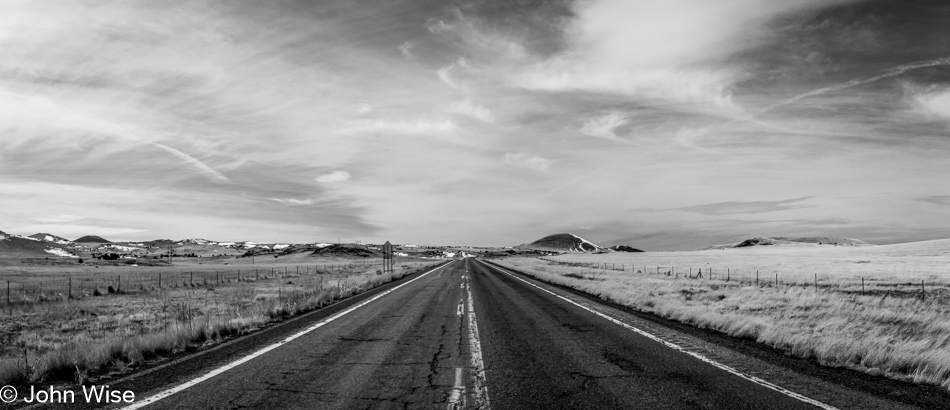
[763,56,950,115]
[675,196,814,216]
[8,223,147,238]
[444,99,494,123]
[31,214,85,224]
[270,198,314,205]
[356,102,373,114]
[143,141,230,182]
[436,62,468,92]
[504,152,551,171]
[315,171,351,184]
[579,113,630,143]
[339,119,457,135]
[508,0,851,112]
[912,87,950,120]
[917,195,950,206]
[398,41,414,60]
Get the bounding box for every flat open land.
[492,238,950,390]
[0,255,443,387]
[8,259,947,409]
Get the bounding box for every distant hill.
[74,235,112,243]
[519,233,601,252]
[311,244,382,258]
[609,245,644,252]
[0,230,78,258]
[29,233,72,244]
[733,237,873,248]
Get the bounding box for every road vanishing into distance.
[36,259,948,409]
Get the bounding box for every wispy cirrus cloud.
[674,196,814,216]
[504,152,551,171]
[315,171,352,184]
[339,119,457,135]
[579,113,630,143]
[444,99,494,123]
[917,196,950,206]
[2,0,950,249]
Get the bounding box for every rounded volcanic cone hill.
[520,233,602,252]
[74,235,112,244]
[609,245,644,252]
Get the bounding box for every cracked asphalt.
[132,261,472,410]
[37,258,944,409]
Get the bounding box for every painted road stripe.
[465,279,491,409]
[486,262,838,410]
[120,261,455,410]
[446,367,465,409]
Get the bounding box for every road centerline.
[465,270,491,410]
[118,261,455,410]
[483,261,838,410]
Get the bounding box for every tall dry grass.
[0,261,440,387]
[494,251,950,390]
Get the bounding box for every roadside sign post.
[383,241,394,274]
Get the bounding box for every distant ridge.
[29,233,72,244]
[733,236,872,248]
[0,229,77,257]
[74,235,112,243]
[609,245,644,253]
[520,233,601,252]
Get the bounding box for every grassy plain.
[0,255,443,387]
[493,238,950,389]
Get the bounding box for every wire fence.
[537,257,941,301]
[2,260,388,309]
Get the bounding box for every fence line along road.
[2,260,390,307]
[537,257,936,300]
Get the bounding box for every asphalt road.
[30,258,945,409]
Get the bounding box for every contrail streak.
[759,56,950,115]
[677,56,950,149]
[143,141,230,182]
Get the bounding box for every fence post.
[774,273,777,287]
[814,273,817,291]
[68,277,72,299]
[159,273,162,288]
[190,271,193,287]
[861,277,865,295]
[756,270,759,285]
[921,280,926,301]
[727,268,730,282]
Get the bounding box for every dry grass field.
[0,256,444,387]
[493,238,950,389]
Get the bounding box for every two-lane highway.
[44,258,934,409]
[121,261,478,409]
[469,259,820,409]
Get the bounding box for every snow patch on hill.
[45,248,78,258]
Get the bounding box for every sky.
[1,0,949,250]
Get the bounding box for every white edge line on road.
[465,279,491,409]
[119,261,455,410]
[486,262,838,410]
